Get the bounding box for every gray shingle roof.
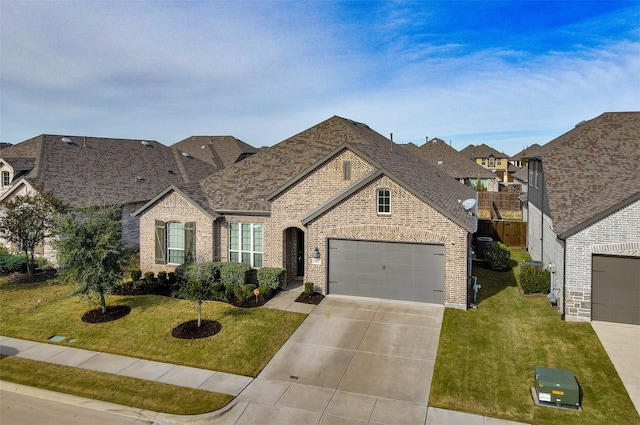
[172,136,258,170]
[402,139,496,180]
[460,143,508,159]
[171,116,476,231]
[509,143,543,161]
[0,135,218,207]
[537,112,640,236]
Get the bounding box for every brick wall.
[138,191,214,274]
[564,199,640,322]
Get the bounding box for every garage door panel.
[328,239,445,304]
[592,255,640,325]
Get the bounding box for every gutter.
[215,210,271,217]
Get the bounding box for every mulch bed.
[82,305,131,323]
[295,292,325,305]
[171,320,222,339]
[2,269,58,283]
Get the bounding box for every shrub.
[144,271,155,284]
[484,242,511,271]
[0,254,27,273]
[257,267,286,290]
[174,263,188,284]
[520,265,551,294]
[200,261,224,283]
[130,269,142,281]
[258,284,273,300]
[167,272,177,286]
[234,284,257,302]
[304,281,314,296]
[224,283,236,300]
[220,262,251,287]
[33,256,54,271]
[157,271,167,283]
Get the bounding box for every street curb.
[0,380,158,423]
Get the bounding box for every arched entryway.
[283,227,305,284]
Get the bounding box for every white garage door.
[327,239,445,304]
[592,255,640,325]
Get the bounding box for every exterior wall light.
[312,247,320,259]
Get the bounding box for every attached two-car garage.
[592,255,640,325]
[327,239,445,304]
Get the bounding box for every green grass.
[0,278,306,414]
[0,355,232,415]
[430,250,640,425]
[0,280,306,376]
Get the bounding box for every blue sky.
[1,1,638,155]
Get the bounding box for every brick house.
[403,138,500,192]
[172,135,259,169]
[134,116,478,309]
[0,134,224,259]
[460,143,510,183]
[526,112,640,325]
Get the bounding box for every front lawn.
[430,250,640,425]
[0,279,306,377]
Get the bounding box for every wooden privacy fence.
[477,191,522,220]
[476,220,527,248]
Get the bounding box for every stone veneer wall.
[138,191,214,274]
[563,199,640,322]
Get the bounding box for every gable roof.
[460,143,508,159]
[172,136,258,170]
[535,112,640,237]
[152,116,476,231]
[402,138,496,180]
[509,143,543,161]
[0,134,217,207]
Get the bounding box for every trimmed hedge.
[257,267,286,290]
[220,262,251,287]
[0,254,27,273]
[484,242,511,271]
[520,265,551,294]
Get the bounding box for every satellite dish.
[461,198,476,211]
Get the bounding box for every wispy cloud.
[1,1,638,154]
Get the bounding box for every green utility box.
[534,366,580,409]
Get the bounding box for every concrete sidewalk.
[0,288,530,424]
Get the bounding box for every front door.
[296,229,304,277]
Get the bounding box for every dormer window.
[2,171,10,187]
[377,189,391,214]
[489,157,495,167]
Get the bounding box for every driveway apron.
[238,295,444,424]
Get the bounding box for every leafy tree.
[55,205,124,314]
[0,189,63,275]
[471,177,487,192]
[174,262,215,327]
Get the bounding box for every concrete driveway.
[591,321,640,415]
[235,295,443,424]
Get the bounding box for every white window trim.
[377,188,391,215]
[166,221,185,265]
[229,223,263,268]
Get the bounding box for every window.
[1,171,9,186]
[343,161,351,181]
[497,159,502,166]
[481,158,486,166]
[377,189,391,214]
[488,157,495,167]
[154,220,195,265]
[229,223,263,267]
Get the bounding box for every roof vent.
[182,152,191,158]
[575,120,587,128]
[437,161,443,165]
[136,175,145,181]
[201,145,206,149]
[141,141,150,146]
[168,170,176,175]
[61,137,73,144]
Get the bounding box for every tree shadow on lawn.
[472,258,519,305]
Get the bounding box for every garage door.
[592,255,640,325]
[327,239,445,304]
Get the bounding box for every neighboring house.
[402,138,500,192]
[0,143,12,150]
[460,143,510,182]
[172,135,258,170]
[512,167,530,221]
[526,112,640,325]
[0,134,219,260]
[509,143,543,168]
[134,116,478,309]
